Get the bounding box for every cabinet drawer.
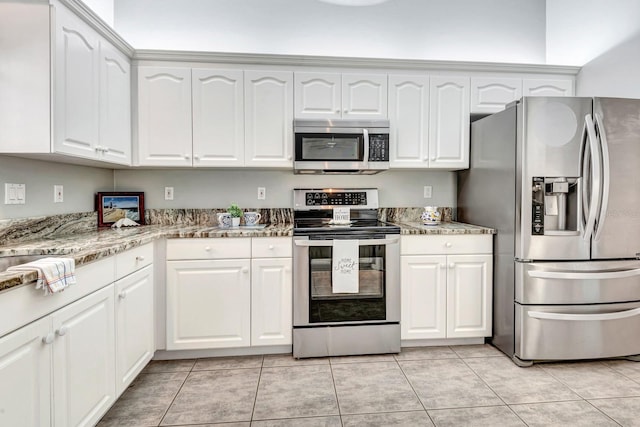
[252,237,292,258]
[115,242,153,279]
[401,235,492,255]
[166,238,251,260]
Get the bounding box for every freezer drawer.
[516,302,640,361]
[516,260,640,304]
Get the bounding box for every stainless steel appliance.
[292,188,401,358]
[458,97,640,366]
[293,119,390,174]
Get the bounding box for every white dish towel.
[332,240,359,293]
[7,257,76,295]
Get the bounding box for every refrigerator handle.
[528,307,640,322]
[583,114,601,242]
[580,120,590,230]
[593,113,610,241]
[528,268,640,280]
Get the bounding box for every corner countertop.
[0,221,494,292]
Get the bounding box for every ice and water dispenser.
[531,177,579,235]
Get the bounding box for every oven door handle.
[294,237,400,247]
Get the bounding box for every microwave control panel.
[369,134,389,161]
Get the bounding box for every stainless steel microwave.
[293,119,390,174]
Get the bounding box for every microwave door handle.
[593,113,610,241]
[362,128,370,168]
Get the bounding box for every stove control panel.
[305,191,367,206]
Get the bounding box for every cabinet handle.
[335,110,340,114]
[445,242,452,248]
[193,155,200,160]
[431,156,436,161]
[102,147,109,153]
[136,255,145,261]
[242,268,249,273]
[268,245,274,250]
[449,263,455,269]
[285,267,291,273]
[184,154,191,159]
[440,263,446,268]
[204,246,211,252]
[42,333,54,345]
[343,110,348,114]
[119,291,127,299]
[56,326,68,336]
[287,155,292,160]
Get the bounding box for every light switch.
[4,183,25,205]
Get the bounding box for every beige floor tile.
[193,355,263,370]
[394,346,458,361]
[428,405,526,426]
[589,396,640,426]
[342,410,433,426]
[510,400,619,426]
[542,361,640,399]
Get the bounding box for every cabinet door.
[137,67,192,166]
[99,41,131,165]
[470,77,522,114]
[251,258,292,346]
[342,73,388,119]
[388,74,430,168]
[400,255,447,340]
[52,284,115,427]
[54,5,100,159]
[294,72,341,119]
[429,76,470,169]
[192,68,245,167]
[0,317,51,427]
[523,78,574,97]
[245,70,293,167]
[114,265,154,396]
[446,254,492,338]
[166,259,251,350]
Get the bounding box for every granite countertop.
[0,221,493,292]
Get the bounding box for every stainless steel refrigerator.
[458,97,640,366]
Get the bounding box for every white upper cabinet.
[0,2,132,165]
[137,67,193,166]
[192,68,245,167]
[523,78,574,97]
[342,74,388,119]
[99,42,131,164]
[388,74,430,168]
[54,6,101,159]
[294,72,387,119]
[429,76,470,169]
[470,77,522,114]
[294,72,341,119]
[245,70,294,167]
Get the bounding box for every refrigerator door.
[515,259,640,304]
[517,97,593,261]
[591,98,640,259]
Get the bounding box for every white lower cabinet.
[165,237,293,350]
[0,317,52,427]
[0,243,155,427]
[115,264,154,395]
[52,285,116,427]
[251,258,292,346]
[166,259,252,350]
[400,235,493,341]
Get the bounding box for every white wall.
[82,0,115,27]
[114,169,456,209]
[0,156,114,219]
[576,31,640,97]
[114,0,546,63]
[546,0,640,66]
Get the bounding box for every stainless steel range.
[292,188,401,358]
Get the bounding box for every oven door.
[293,234,400,327]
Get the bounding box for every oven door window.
[296,134,363,161]
[308,244,386,323]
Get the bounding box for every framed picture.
[96,192,145,227]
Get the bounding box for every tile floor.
[98,345,640,426]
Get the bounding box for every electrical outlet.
[257,187,266,200]
[423,185,433,198]
[165,187,174,200]
[54,185,63,203]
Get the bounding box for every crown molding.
[133,49,581,75]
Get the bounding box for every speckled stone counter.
[0,223,293,292]
[398,221,496,235]
[0,207,494,292]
